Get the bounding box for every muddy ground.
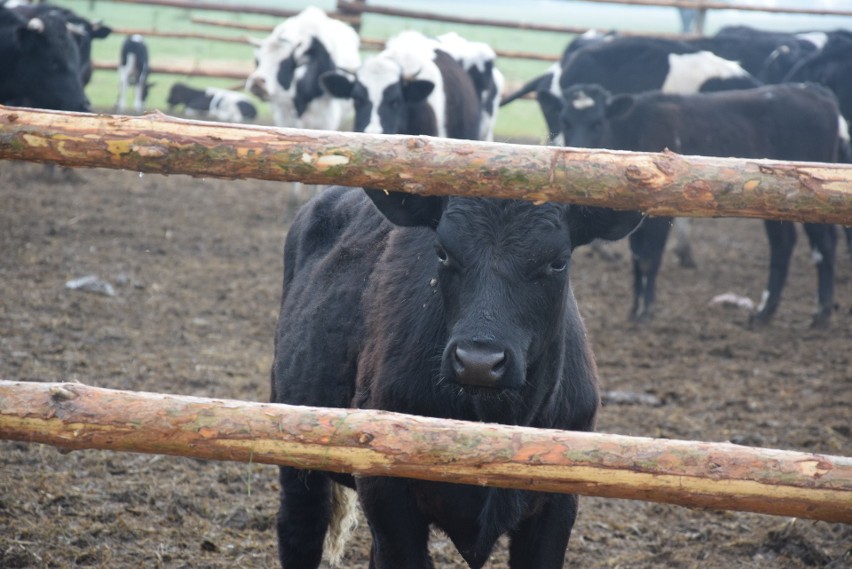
[1,161,850,568]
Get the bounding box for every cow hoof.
[747,311,772,329]
[810,307,833,329]
[675,249,697,269]
[629,309,654,326]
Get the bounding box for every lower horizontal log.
[0,380,850,523]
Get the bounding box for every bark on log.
[1,106,851,225]
[1,380,850,523]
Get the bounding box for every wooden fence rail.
[1,106,851,225]
[1,380,850,523]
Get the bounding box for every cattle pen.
[3,0,852,567]
[1,103,852,566]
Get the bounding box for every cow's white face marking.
[356,56,403,134]
[571,91,595,110]
[662,51,748,94]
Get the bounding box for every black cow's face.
[364,190,642,400]
[14,14,90,111]
[559,84,631,149]
[434,199,574,394]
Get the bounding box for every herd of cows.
[2,2,851,568]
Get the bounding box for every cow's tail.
[500,73,547,106]
[322,482,359,567]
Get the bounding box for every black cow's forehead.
[439,198,569,256]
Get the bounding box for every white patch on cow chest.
[662,51,748,94]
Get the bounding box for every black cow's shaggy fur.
[0,6,89,111]
[270,186,642,568]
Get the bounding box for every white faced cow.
[245,6,359,130]
[116,34,150,113]
[560,82,848,328]
[320,30,481,140]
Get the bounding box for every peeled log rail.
[1,106,852,225]
[0,380,850,523]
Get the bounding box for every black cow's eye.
[545,257,569,275]
[435,245,449,265]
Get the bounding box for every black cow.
[0,6,89,111]
[9,2,111,86]
[321,33,481,140]
[501,36,760,145]
[559,82,846,328]
[271,184,642,568]
[688,26,822,84]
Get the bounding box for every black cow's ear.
[320,71,353,98]
[567,206,644,249]
[364,188,445,229]
[605,95,634,120]
[536,91,564,142]
[403,80,434,104]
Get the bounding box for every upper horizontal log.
[1,106,851,224]
[0,380,850,523]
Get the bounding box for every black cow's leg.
[359,477,433,569]
[507,494,577,569]
[629,217,671,323]
[803,222,837,328]
[276,467,332,569]
[844,226,852,260]
[751,220,796,327]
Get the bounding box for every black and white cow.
[0,5,89,111]
[559,82,847,328]
[688,26,824,84]
[271,183,642,568]
[321,30,481,140]
[116,34,150,113]
[501,36,760,145]
[167,82,258,123]
[8,2,111,86]
[246,6,359,130]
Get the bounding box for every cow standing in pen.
[271,27,644,569]
[246,6,359,130]
[0,5,89,111]
[116,34,150,113]
[559,82,847,328]
[271,189,642,569]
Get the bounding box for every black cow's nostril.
[453,345,506,387]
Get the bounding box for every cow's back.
[614,84,841,161]
[272,186,391,407]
